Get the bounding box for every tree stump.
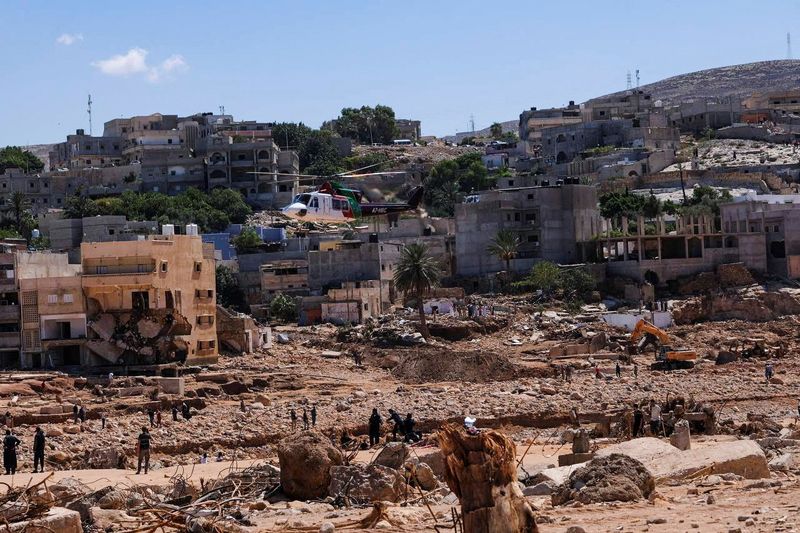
[439,424,538,533]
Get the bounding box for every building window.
[95,265,108,274]
[194,262,202,272]
[47,294,58,304]
[161,261,168,273]
[508,180,514,187]
[63,294,74,303]
[168,138,173,144]
[132,291,149,311]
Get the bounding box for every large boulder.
[85,447,125,469]
[328,464,407,503]
[373,442,409,470]
[670,419,691,451]
[415,449,446,479]
[552,453,655,506]
[278,431,344,500]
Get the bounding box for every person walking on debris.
[32,427,45,473]
[78,406,86,423]
[649,400,662,436]
[765,362,774,384]
[181,402,191,420]
[101,413,107,430]
[240,399,245,412]
[136,427,151,474]
[566,365,573,382]
[633,403,643,438]
[72,404,79,424]
[633,363,639,380]
[388,409,404,441]
[3,429,20,475]
[311,405,317,427]
[368,408,382,446]
[147,408,155,427]
[594,364,601,379]
[172,405,179,422]
[156,409,162,427]
[404,413,420,443]
[302,408,309,430]
[615,361,622,379]
[290,408,297,432]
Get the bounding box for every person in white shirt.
[649,400,662,435]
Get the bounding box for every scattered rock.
[374,442,409,470]
[552,454,655,506]
[328,464,407,503]
[670,419,691,451]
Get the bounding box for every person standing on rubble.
[290,408,297,432]
[615,361,622,379]
[633,363,639,380]
[632,403,644,438]
[3,429,20,475]
[594,364,601,379]
[156,409,162,427]
[302,408,309,430]
[32,427,45,473]
[147,408,155,427]
[649,400,662,436]
[311,405,317,427]
[72,404,79,424]
[136,427,151,474]
[565,365,573,382]
[765,362,774,384]
[78,406,86,423]
[368,408,382,446]
[101,412,107,430]
[388,409,404,441]
[172,405,179,422]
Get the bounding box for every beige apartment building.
[80,232,218,366]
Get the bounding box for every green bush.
[270,293,297,322]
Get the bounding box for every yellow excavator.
[630,319,697,370]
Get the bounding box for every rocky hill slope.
[589,60,800,104]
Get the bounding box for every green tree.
[207,188,252,224]
[0,146,44,174]
[270,293,297,322]
[424,152,489,209]
[215,265,248,312]
[490,122,503,139]
[559,268,596,303]
[393,242,442,339]
[487,229,520,272]
[299,130,342,174]
[271,122,313,150]
[430,181,461,217]
[332,105,397,144]
[8,192,30,235]
[233,227,263,254]
[520,261,561,297]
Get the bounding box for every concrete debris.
[552,453,655,505]
[328,464,407,503]
[278,431,344,500]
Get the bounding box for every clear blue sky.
[1,0,797,146]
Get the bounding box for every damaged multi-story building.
[81,229,218,366]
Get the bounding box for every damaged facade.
[81,234,218,366]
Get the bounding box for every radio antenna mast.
[87,94,93,136]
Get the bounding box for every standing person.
[216,451,224,462]
[171,405,179,422]
[290,409,297,432]
[765,363,774,384]
[302,408,309,430]
[615,361,622,379]
[147,408,155,428]
[404,413,420,443]
[78,406,86,424]
[32,427,45,473]
[181,402,190,420]
[649,400,662,436]
[311,405,317,427]
[594,365,601,380]
[632,403,643,438]
[3,429,20,475]
[135,427,151,474]
[633,364,639,380]
[368,408,382,447]
[200,453,208,464]
[72,404,79,424]
[240,399,246,412]
[101,412,107,430]
[566,365,573,383]
[155,410,162,428]
[388,409,404,441]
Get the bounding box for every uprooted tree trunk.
[439,424,538,533]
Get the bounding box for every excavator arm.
[630,319,670,345]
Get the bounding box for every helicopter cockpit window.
[332,199,344,210]
[295,194,311,205]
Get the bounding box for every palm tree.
[9,191,29,235]
[393,242,442,339]
[487,229,520,273]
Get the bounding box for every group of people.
[368,408,420,446]
[630,400,667,438]
[71,404,86,424]
[289,405,317,431]
[3,427,46,475]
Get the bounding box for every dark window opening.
[132,291,149,311]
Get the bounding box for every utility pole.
[219,105,225,115]
[626,71,632,90]
[87,94,93,136]
[788,33,793,60]
[470,114,475,134]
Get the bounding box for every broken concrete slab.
[7,507,82,533]
[156,377,185,395]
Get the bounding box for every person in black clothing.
[171,405,179,422]
[147,408,155,427]
[615,362,621,379]
[311,405,317,427]
[368,408,382,446]
[388,409,404,441]
[72,404,79,424]
[33,427,45,473]
[632,403,643,438]
[78,406,86,423]
[3,429,20,475]
[403,413,420,443]
[181,403,191,421]
[136,427,151,474]
[302,408,309,430]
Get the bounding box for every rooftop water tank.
[162,224,175,236]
